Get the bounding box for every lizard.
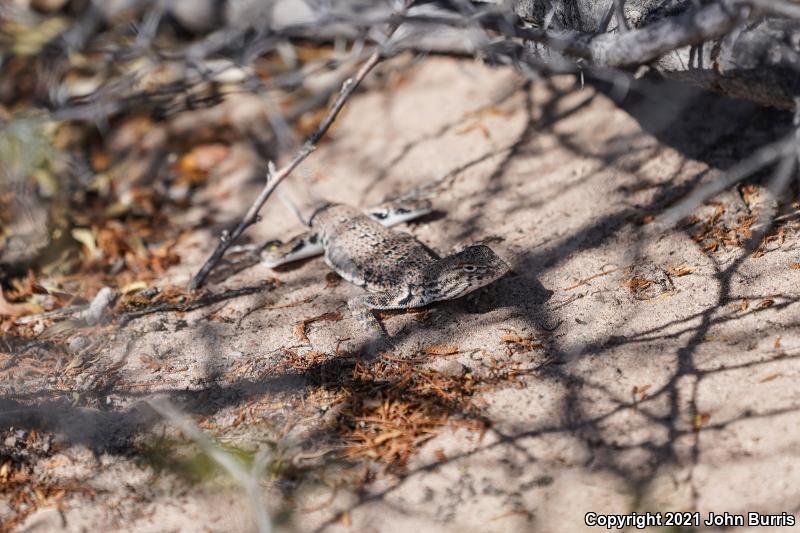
[263,201,510,335]
[259,198,433,268]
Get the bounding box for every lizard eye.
[373,210,389,220]
[463,264,477,272]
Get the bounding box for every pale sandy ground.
[5,56,800,533]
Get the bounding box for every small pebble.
[84,287,116,325]
[68,336,90,353]
[140,287,161,298]
[430,359,467,378]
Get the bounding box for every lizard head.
[423,244,511,302]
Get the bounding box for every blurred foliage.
[140,437,260,485]
[0,114,55,186]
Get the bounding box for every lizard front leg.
[347,294,391,336]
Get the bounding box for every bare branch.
[747,0,800,19]
[190,2,415,290]
[512,0,748,68]
[659,136,796,228]
[613,0,630,32]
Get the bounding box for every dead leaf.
[175,144,229,186]
[501,334,544,351]
[758,373,782,383]
[64,354,85,371]
[90,150,111,172]
[0,289,40,317]
[693,413,710,431]
[294,312,342,343]
[121,281,148,295]
[668,264,695,277]
[139,354,162,372]
[373,430,404,445]
[758,299,774,309]
[293,324,308,344]
[740,184,760,207]
[424,345,459,355]
[71,227,100,259]
[455,121,491,138]
[627,277,652,292]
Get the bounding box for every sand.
[5,55,800,533]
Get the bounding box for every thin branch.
[658,136,796,228]
[392,1,746,69]
[118,281,273,326]
[613,0,630,32]
[190,2,414,290]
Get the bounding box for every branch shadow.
[3,74,800,530]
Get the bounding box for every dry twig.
[190,1,416,290]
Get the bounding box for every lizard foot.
[347,295,388,335]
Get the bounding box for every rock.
[169,0,221,33]
[83,287,116,325]
[430,358,467,378]
[18,506,63,532]
[68,335,90,353]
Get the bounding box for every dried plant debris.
[293,312,343,344]
[625,264,675,301]
[0,428,97,533]
[228,351,533,474]
[666,263,695,277]
[687,187,796,257]
[500,334,545,353]
[332,357,491,471]
[688,207,756,253]
[423,345,460,355]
